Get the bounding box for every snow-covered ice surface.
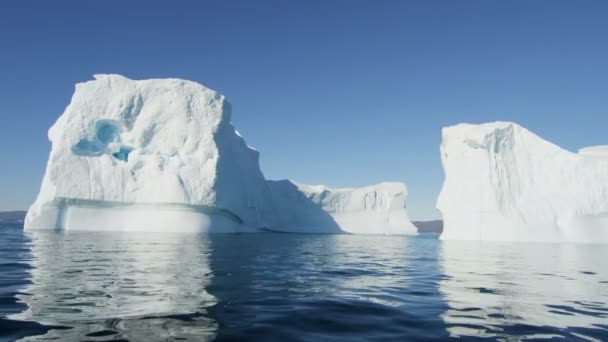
[25,74,276,232]
[25,75,416,234]
[578,145,608,158]
[438,121,608,243]
[266,180,417,234]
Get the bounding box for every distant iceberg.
[266,180,417,234]
[437,122,608,243]
[25,75,416,234]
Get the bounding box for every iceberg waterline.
[25,75,417,235]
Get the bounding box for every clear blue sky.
[1,1,607,220]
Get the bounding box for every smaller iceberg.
[437,121,608,243]
[267,180,417,234]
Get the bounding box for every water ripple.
[0,227,606,341]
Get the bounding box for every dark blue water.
[1,224,607,341]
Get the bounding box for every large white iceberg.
[437,121,608,243]
[25,74,276,232]
[25,74,416,234]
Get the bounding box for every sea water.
[1,223,607,341]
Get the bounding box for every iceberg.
[25,74,276,232]
[437,121,608,243]
[25,74,416,235]
[266,180,417,234]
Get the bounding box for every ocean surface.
[1,223,607,341]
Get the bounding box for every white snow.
[579,145,608,158]
[25,74,416,234]
[266,180,417,234]
[437,121,608,243]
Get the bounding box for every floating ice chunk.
[25,74,276,232]
[26,74,416,235]
[438,121,608,243]
[267,180,417,235]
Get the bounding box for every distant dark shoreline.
[0,211,26,223]
[0,211,442,233]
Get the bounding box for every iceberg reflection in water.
[439,241,608,340]
[10,231,217,341]
[2,227,607,341]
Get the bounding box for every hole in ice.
[96,121,120,144]
[112,145,134,162]
[72,139,103,157]
[72,120,135,161]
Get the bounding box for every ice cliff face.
[25,74,275,232]
[25,74,416,234]
[438,122,608,243]
[266,180,417,234]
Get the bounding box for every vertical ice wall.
[437,122,608,243]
